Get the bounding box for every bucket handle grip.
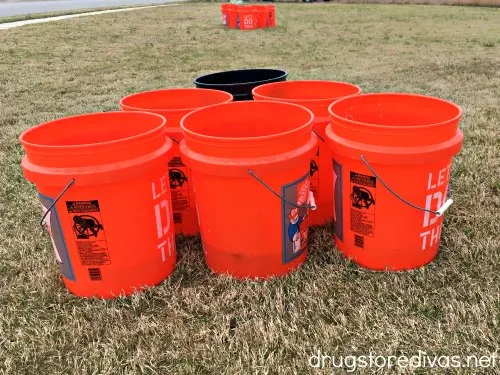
[360,155,452,217]
[248,169,317,210]
[39,179,75,226]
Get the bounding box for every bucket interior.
[194,69,287,86]
[254,80,361,101]
[330,94,461,127]
[120,89,232,112]
[182,101,311,139]
[20,112,165,147]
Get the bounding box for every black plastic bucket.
[193,68,288,101]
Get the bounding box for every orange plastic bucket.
[19,112,176,298]
[221,3,230,26]
[227,4,238,28]
[179,101,318,278]
[266,4,276,27]
[120,88,233,236]
[256,5,268,28]
[237,7,258,30]
[253,80,362,226]
[326,93,463,270]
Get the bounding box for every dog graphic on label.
[287,179,310,253]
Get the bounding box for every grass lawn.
[1,3,499,374]
[0,5,165,25]
[329,0,500,5]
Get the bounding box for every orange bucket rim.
[120,88,233,114]
[328,92,463,130]
[19,111,166,151]
[252,80,362,104]
[180,100,314,143]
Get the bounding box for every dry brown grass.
[0,3,500,374]
[267,0,500,6]
[0,5,156,24]
[325,0,500,6]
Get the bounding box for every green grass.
[0,5,171,24]
[1,3,500,374]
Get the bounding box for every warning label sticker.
[350,171,376,237]
[168,156,190,214]
[66,200,110,266]
[309,146,320,202]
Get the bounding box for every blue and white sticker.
[39,194,75,281]
[282,173,311,264]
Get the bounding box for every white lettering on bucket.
[419,224,443,251]
[152,173,173,262]
[423,192,443,228]
[152,175,169,200]
[154,200,171,238]
[420,230,431,250]
[420,164,451,251]
[244,16,252,25]
[430,223,442,247]
[427,165,451,190]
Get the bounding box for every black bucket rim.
[193,68,289,88]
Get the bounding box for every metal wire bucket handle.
[248,169,317,210]
[39,179,75,226]
[360,155,453,217]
